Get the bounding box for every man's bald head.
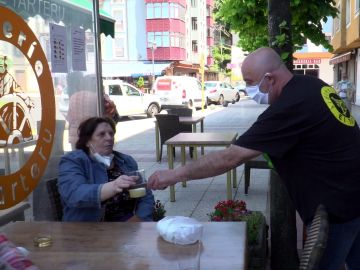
[241,47,293,104]
[242,47,283,80]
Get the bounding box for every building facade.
[101,0,216,89]
[331,0,359,105]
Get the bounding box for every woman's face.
[87,122,114,156]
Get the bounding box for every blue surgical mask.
[246,74,269,104]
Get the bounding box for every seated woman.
[58,116,154,221]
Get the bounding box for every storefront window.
[0,1,110,218]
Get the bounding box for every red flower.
[208,200,249,221]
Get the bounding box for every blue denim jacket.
[58,150,154,221]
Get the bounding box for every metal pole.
[92,0,104,116]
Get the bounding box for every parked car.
[104,80,161,118]
[234,81,248,97]
[204,81,240,105]
[152,76,207,110]
[59,81,161,118]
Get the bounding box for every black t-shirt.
[235,75,360,225]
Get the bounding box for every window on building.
[163,32,170,46]
[147,32,155,46]
[113,9,125,32]
[179,34,185,47]
[147,3,154,19]
[154,3,161,18]
[356,0,360,13]
[114,37,125,58]
[192,40,198,52]
[207,28,213,38]
[155,32,162,47]
[147,32,184,48]
[170,3,175,18]
[179,5,185,20]
[162,3,169,18]
[346,0,351,25]
[191,0,197,7]
[206,6,212,16]
[192,17,198,30]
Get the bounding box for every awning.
[102,62,170,78]
[1,0,115,37]
[329,52,352,65]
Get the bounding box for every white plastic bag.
[156,216,204,245]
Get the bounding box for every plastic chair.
[46,178,63,221]
[244,156,269,195]
[299,204,329,270]
[167,108,194,157]
[155,114,181,162]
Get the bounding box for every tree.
[215,0,337,54]
[212,45,232,75]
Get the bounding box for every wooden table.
[165,132,238,202]
[2,221,247,270]
[155,115,205,162]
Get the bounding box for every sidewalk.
[114,99,270,221]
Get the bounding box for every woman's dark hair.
[75,117,116,153]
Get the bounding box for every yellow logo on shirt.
[321,86,355,127]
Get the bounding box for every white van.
[153,76,207,109]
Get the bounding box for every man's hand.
[147,170,178,190]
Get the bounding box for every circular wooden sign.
[0,6,55,209]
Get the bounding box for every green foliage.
[215,0,338,53]
[137,76,145,89]
[242,211,264,245]
[212,45,231,76]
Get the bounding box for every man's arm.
[148,144,261,190]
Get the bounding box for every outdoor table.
[165,132,238,202]
[1,221,247,270]
[155,115,205,162]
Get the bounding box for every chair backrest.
[167,108,193,132]
[155,114,181,145]
[45,178,63,221]
[299,204,329,270]
[167,108,193,117]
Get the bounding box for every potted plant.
[153,200,166,221]
[208,200,268,270]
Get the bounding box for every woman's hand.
[112,175,137,193]
[100,175,137,202]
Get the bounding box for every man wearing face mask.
[58,117,155,222]
[148,47,360,270]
